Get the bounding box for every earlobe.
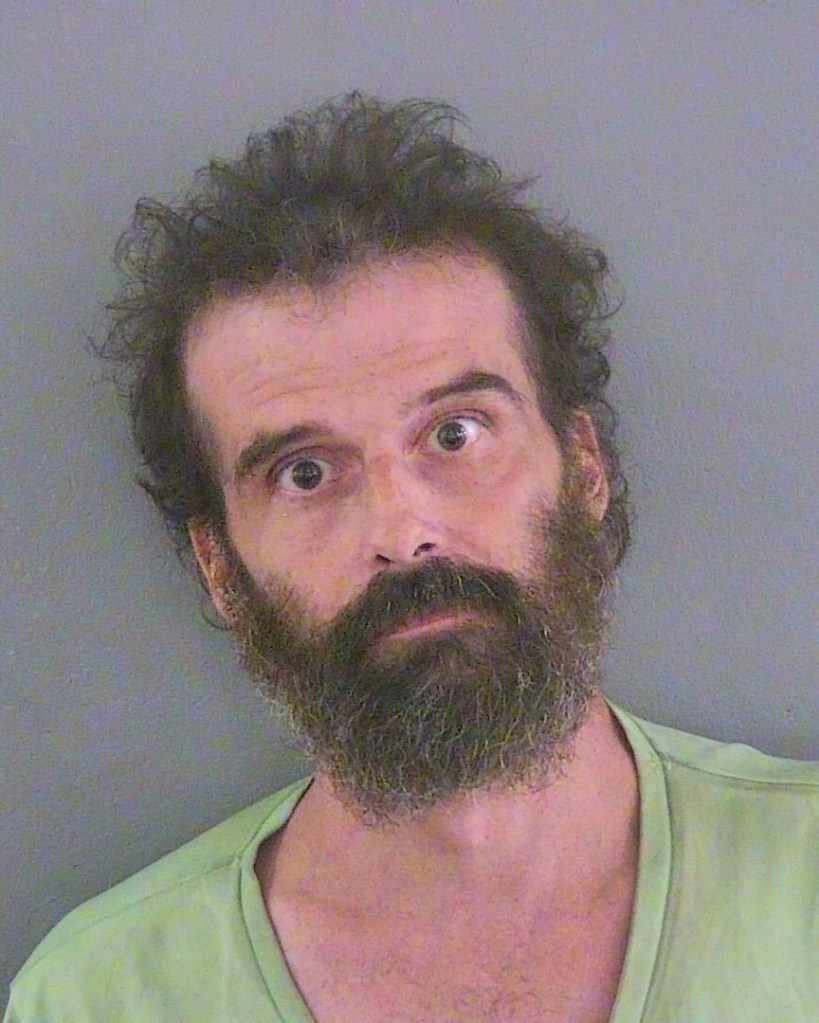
[188,521,236,623]
[570,412,610,521]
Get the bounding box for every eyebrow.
[233,422,330,483]
[232,370,525,484]
[409,369,526,411]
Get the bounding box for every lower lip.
[386,612,478,640]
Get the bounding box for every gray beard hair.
[221,479,613,823]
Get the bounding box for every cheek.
[476,471,562,569]
[226,508,362,620]
[434,485,547,574]
[454,445,561,512]
[427,432,561,500]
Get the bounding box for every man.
[6,95,817,1022]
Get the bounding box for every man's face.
[185,251,611,817]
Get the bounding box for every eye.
[275,457,332,493]
[430,416,484,453]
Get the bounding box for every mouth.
[381,610,482,642]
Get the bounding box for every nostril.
[413,542,436,557]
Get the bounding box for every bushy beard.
[220,474,613,822]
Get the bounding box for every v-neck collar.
[238,704,673,1022]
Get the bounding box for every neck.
[258,697,639,909]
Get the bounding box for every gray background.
[2,1,817,1006]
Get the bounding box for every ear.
[188,521,236,624]
[569,411,609,521]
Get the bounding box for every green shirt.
[6,707,819,1021]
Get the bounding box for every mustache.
[321,558,530,653]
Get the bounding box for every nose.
[362,458,444,567]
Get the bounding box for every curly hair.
[100,93,631,567]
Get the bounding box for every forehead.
[184,252,536,453]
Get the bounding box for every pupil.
[437,421,467,450]
[291,460,323,490]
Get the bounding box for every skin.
[185,251,639,1022]
[185,250,608,619]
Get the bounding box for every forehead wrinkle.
[184,249,527,397]
[184,251,545,478]
[242,332,470,410]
